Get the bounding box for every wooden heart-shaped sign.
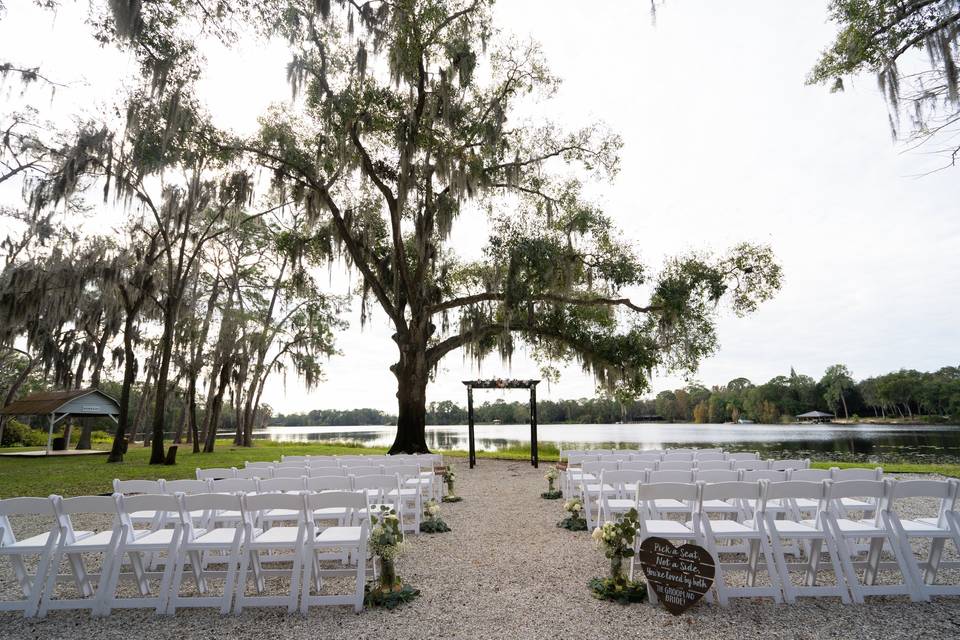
[637,537,715,615]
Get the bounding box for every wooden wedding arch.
[462,379,539,469]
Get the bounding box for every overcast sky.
[3,1,959,414]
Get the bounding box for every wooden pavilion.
[0,389,120,455]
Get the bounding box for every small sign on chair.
[637,537,715,615]
[433,465,447,475]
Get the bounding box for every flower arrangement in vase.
[541,466,563,499]
[557,497,588,531]
[419,499,451,533]
[365,507,420,608]
[441,465,462,503]
[588,508,647,604]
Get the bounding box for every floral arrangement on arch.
[365,507,420,608]
[542,466,562,499]
[557,497,587,531]
[419,499,451,533]
[588,508,647,604]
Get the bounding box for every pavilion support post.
[46,414,54,454]
[467,385,476,469]
[530,385,538,468]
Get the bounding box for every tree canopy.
[810,0,960,165]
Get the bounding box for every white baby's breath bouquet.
[420,498,451,533]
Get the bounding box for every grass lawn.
[0,440,956,497]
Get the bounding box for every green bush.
[1,419,48,447]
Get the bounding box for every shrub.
[1,419,48,447]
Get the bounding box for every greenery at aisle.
[542,467,563,499]
[557,498,588,531]
[365,507,419,609]
[441,465,462,503]
[419,500,451,534]
[588,509,648,604]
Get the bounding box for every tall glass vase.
[380,557,399,591]
[609,554,625,584]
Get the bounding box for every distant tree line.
[656,365,960,424]
[271,364,960,427]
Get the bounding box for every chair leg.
[299,549,312,614]
[822,533,851,603]
[38,546,66,617]
[67,552,93,597]
[834,533,864,604]
[804,539,823,587]
[167,550,188,614]
[354,544,367,613]
[288,545,303,613]
[234,550,252,614]
[924,538,946,585]
[757,533,783,603]
[768,533,795,603]
[863,537,883,585]
[222,542,242,615]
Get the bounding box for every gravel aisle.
[2,459,960,639]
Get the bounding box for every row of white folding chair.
[117,475,416,531]
[590,467,885,527]
[561,453,766,496]
[0,491,370,617]
[609,478,960,606]
[570,458,812,501]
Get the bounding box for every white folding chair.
[598,470,646,524]
[883,478,960,600]
[196,468,236,480]
[388,465,424,532]
[352,475,401,527]
[620,460,657,472]
[696,481,782,605]
[342,465,382,476]
[301,492,368,613]
[630,482,701,596]
[308,466,346,477]
[281,455,308,463]
[100,493,182,615]
[770,459,811,471]
[39,495,125,617]
[0,496,61,617]
[662,453,693,462]
[762,480,849,603]
[734,459,770,471]
[245,461,274,470]
[657,460,694,471]
[235,467,270,480]
[694,452,726,462]
[644,470,694,518]
[694,470,742,516]
[788,469,831,517]
[273,466,309,479]
[824,480,919,603]
[257,477,307,528]
[831,467,883,517]
[208,478,257,528]
[234,493,306,613]
[112,479,166,529]
[580,462,619,529]
[741,470,788,518]
[727,452,760,461]
[696,460,733,471]
[167,493,245,615]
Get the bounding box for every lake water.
[252,423,960,464]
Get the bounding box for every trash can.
[52,437,67,451]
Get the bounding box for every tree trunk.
[840,392,849,419]
[187,375,200,452]
[109,318,139,462]
[204,357,232,453]
[149,303,178,464]
[0,353,36,447]
[388,332,431,454]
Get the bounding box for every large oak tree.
[239,0,781,453]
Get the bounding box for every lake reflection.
[250,423,960,463]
